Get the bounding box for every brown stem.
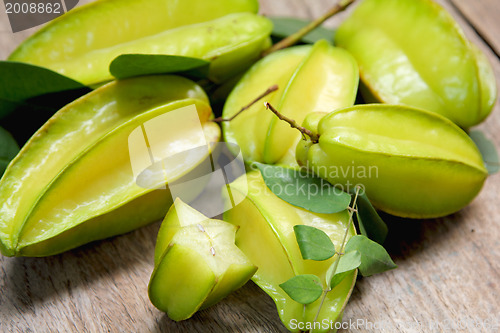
[212,84,279,123]
[262,0,356,56]
[265,102,320,143]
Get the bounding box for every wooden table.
[1,0,499,332]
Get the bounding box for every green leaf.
[352,189,388,244]
[109,54,210,80]
[279,274,323,305]
[294,225,335,261]
[469,129,499,175]
[0,61,87,119]
[1,88,90,146]
[270,17,336,44]
[345,235,397,277]
[326,250,361,289]
[0,126,19,175]
[255,163,351,214]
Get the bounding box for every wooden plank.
[1,0,500,332]
[450,0,500,57]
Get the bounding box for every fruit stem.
[262,0,355,56]
[264,102,320,143]
[212,85,278,123]
[312,186,361,325]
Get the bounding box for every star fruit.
[223,171,356,332]
[222,40,359,166]
[296,104,488,218]
[336,0,497,128]
[0,75,220,256]
[9,0,272,85]
[149,198,257,321]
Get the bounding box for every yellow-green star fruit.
[296,104,488,218]
[149,199,257,321]
[223,171,356,332]
[9,0,271,85]
[0,75,220,257]
[222,40,358,166]
[336,0,497,128]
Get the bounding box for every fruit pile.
[0,0,497,332]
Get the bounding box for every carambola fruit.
[296,104,488,218]
[223,171,356,332]
[9,0,272,85]
[149,198,256,321]
[0,75,220,256]
[336,0,497,128]
[222,40,359,165]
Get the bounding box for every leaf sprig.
[256,165,398,327]
[278,187,396,323]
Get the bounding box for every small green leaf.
[352,189,388,244]
[326,250,361,289]
[469,130,499,175]
[0,61,87,119]
[109,54,210,80]
[345,235,396,277]
[255,163,351,214]
[0,126,19,175]
[294,225,335,261]
[279,274,323,305]
[270,17,335,44]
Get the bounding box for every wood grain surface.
[1,0,499,332]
